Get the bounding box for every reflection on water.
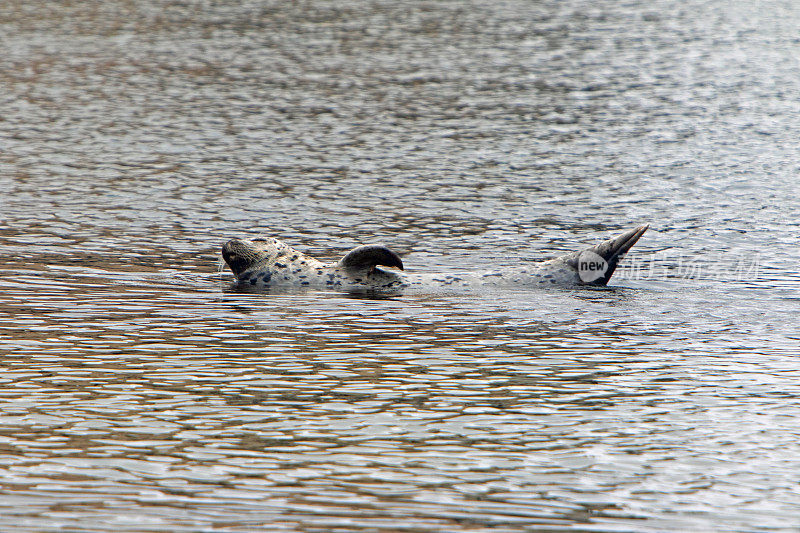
[1,0,799,531]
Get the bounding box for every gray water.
[1,1,799,531]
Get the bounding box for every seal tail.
[567,225,649,286]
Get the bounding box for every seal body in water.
[222,225,648,293]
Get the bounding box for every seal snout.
[222,238,242,254]
[221,238,241,263]
[222,238,254,277]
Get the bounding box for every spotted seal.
[222,225,648,292]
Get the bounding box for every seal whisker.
[217,253,228,291]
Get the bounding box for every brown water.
[1,1,800,531]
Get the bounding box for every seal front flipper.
[338,245,404,274]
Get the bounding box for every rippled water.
[2,0,799,531]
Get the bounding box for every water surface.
[1,0,799,531]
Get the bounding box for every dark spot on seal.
[301,281,309,286]
[249,278,258,285]
[290,255,298,261]
[275,262,286,269]
[262,272,272,282]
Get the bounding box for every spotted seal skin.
[222,225,649,293]
[222,236,406,291]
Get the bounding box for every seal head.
[221,237,272,277]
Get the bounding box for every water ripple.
[2,0,800,531]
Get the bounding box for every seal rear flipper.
[338,245,404,274]
[566,225,649,286]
